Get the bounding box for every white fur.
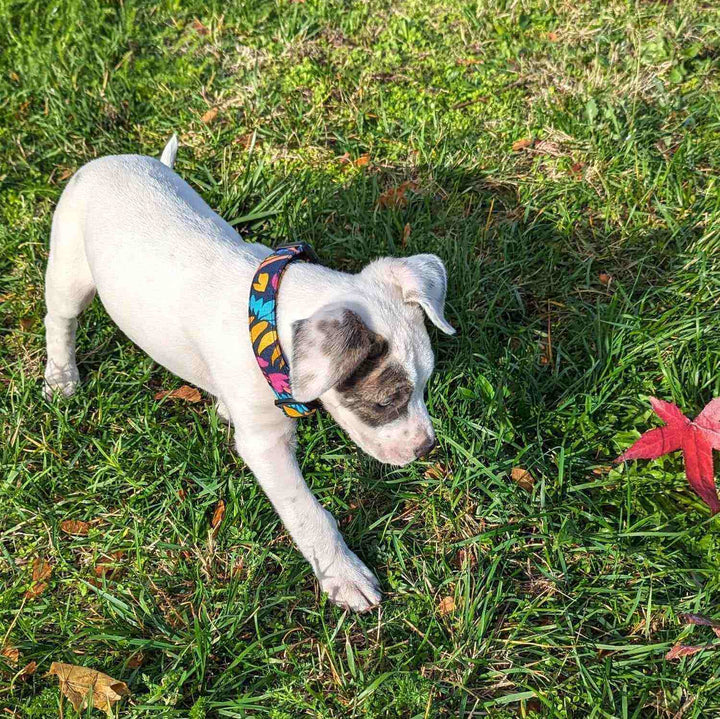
[43,143,453,612]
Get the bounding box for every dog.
[43,136,455,611]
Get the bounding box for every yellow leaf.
[48,662,129,714]
[354,153,370,167]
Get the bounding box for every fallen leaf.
[24,582,48,600]
[438,596,456,615]
[354,153,370,167]
[32,558,53,583]
[191,18,209,35]
[456,57,482,66]
[598,272,612,286]
[548,31,559,42]
[615,397,720,513]
[211,499,226,529]
[512,138,533,152]
[127,652,145,669]
[154,385,202,403]
[424,462,449,480]
[511,467,535,491]
[378,181,418,209]
[570,161,585,176]
[18,661,37,679]
[680,613,720,638]
[454,548,477,569]
[60,519,90,536]
[401,223,411,246]
[94,552,125,579]
[665,644,705,661]
[2,647,19,665]
[58,168,74,181]
[48,662,129,714]
[19,317,34,331]
[24,558,53,598]
[201,106,219,124]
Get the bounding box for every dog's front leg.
[234,421,381,612]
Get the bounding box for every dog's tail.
[160,134,178,168]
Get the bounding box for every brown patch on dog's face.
[336,341,413,427]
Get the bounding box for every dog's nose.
[414,435,437,459]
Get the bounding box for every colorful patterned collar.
[248,243,320,418]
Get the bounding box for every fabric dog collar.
[249,243,320,418]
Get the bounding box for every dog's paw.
[43,362,79,400]
[319,551,382,612]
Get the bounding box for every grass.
[2,0,720,716]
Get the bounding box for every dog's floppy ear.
[291,305,382,402]
[392,254,455,335]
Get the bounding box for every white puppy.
[43,136,455,611]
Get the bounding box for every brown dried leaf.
[191,18,210,35]
[570,161,585,176]
[32,558,53,583]
[548,31,559,42]
[680,613,720,638]
[58,168,74,181]
[154,385,202,403]
[2,646,20,665]
[438,596,456,615]
[127,652,145,669]
[354,153,370,167]
[665,644,705,661]
[94,551,125,579]
[201,106,219,124]
[598,273,612,286]
[24,582,48,600]
[511,467,535,491]
[211,499,226,529]
[378,181,418,210]
[18,661,37,679]
[455,548,477,569]
[19,317,34,331]
[424,463,448,481]
[60,519,90,536]
[401,223,411,247]
[512,138,533,152]
[48,662,129,713]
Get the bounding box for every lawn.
[2,0,720,716]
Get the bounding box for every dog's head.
[290,254,455,465]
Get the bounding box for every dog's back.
[45,147,268,395]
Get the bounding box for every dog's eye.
[376,397,394,408]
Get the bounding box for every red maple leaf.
[615,397,720,514]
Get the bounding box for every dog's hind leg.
[43,185,96,399]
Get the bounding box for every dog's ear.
[290,305,382,402]
[388,254,455,335]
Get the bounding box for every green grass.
[3,0,720,716]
